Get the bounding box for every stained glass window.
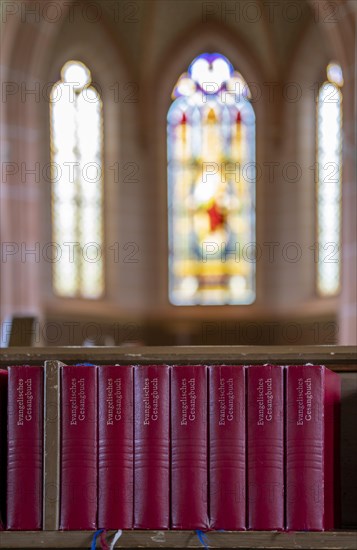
[167,53,256,305]
[50,60,104,298]
[317,62,343,296]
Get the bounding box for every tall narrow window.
[50,60,104,298]
[316,62,343,296]
[167,53,256,305]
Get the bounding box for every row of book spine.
[0,363,340,531]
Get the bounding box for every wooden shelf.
[0,346,356,548]
[0,530,357,549]
[1,345,356,369]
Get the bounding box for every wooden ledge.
[1,345,356,370]
[0,530,357,549]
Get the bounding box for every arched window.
[167,53,256,305]
[316,62,343,296]
[50,60,104,298]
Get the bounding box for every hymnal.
[286,365,340,530]
[7,365,43,530]
[60,365,97,530]
[171,365,209,529]
[134,365,170,529]
[209,365,246,529]
[98,365,133,528]
[247,364,284,530]
[0,370,8,529]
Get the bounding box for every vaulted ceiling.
[100,0,316,80]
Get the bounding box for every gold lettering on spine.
[304,378,312,421]
[143,378,150,425]
[107,377,123,425]
[180,377,197,424]
[257,377,273,426]
[188,378,196,422]
[16,378,24,426]
[70,377,86,425]
[151,377,159,422]
[70,378,77,425]
[180,378,188,425]
[143,377,159,426]
[296,377,313,425]
[218,377,235,426]
[78,378,86,421]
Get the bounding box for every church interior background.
[0,0,356,347]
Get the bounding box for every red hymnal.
[209,365,246,530]
[98,365,133,528]
[247,364,284,530]
[0,370,8,529]
[286,365,341,530]
[134,365,170,529]
[60,365,97,530]
[7,365,43,530]
[171,365,209,529]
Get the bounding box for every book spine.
[7,366,44,530]
[324,368,341,529]
[0,370,8,529]
[60,365,97,530]
[43,360,62,530]
[134,365,170,529]
[286,365,325,530]
[209,365,246,530]
[98,365,133,529]
[171,365,208,529]
[247,365,284,530]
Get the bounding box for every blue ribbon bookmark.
[90,529,104,550]
[196,529,209,549]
